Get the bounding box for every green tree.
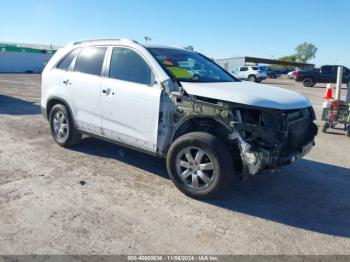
[295,42,317,63]
[279,55,297,62]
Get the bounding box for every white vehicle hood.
[180,81,311,110]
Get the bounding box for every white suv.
[231,66,266,82]
[41,38,317,199]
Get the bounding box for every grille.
[287,118,309,150]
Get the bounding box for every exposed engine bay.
[229,106,318,175]
[157,89,318,177]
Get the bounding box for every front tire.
[166,132,234,199]
[303,77,315,87]
[49,104,82,147]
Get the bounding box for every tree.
[279,55,297,62]
[295,42,317,63]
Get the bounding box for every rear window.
[57,49,79,70]
[74,47,107,76]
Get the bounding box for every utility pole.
[336,66,343,100]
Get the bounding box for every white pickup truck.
[41,38,318,199]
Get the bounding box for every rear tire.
[166,132,234,199]
[303,77,315,87]
[49,104,82,147]
[248,75,256,82]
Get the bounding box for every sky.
[1,0,349,67]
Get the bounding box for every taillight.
[294,71,300,78]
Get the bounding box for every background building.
[0,42,59,73]
[215,56,315,71]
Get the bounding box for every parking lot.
[0,74,350,255]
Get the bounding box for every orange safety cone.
[323,84,334,100]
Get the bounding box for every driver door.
[100,47,162,152]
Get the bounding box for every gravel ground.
[0,74,349,255]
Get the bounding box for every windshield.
[147,48,237,83]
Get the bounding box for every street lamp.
[144,36,152,43]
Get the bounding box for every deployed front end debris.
[229,106,318,175]
[166,91,318,176]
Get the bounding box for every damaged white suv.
[41,39,318,199]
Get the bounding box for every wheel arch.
[46,97,76,126]
[247,74,257,80]
[303,76,315,81]
[170,116,243,174]
[171,116,232,146]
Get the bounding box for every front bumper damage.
[168,91,318,176]
[230,129,315,175]
[228,109,318,175]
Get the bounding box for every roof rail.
[71,38,139,45]
[168,45,186,50]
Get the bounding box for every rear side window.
[251,67,259,71]
[322,66,333,73]
[57,49,79,70]
[74,47,107,76]
[109,47,152,85]
[240,67,248,72]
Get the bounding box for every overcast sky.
[1,0,349,67]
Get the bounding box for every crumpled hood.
[180,81,311,110]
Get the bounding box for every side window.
[109,47,153,85]
[57,49,79,70]
[322,66,331,73]
[240,67,248,72]
[74,47,107,76]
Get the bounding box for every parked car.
[231,66,266,82]
[41,38,318,199]
[288,70,298,80]
[258,66,280,79]
[295,65,350,87]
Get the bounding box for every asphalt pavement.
[0,74,349,255]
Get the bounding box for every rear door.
[236,67,248,79]
[320,66,336,83]
[100,47,162,152]
[62,46,107,134]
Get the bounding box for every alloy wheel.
[52,111,69,140]
[175,147,215,189]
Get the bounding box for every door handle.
[63,79,71,85]
[102,88,115,95]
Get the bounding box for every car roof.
[143,44,185,50]
[68,38,186,51]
